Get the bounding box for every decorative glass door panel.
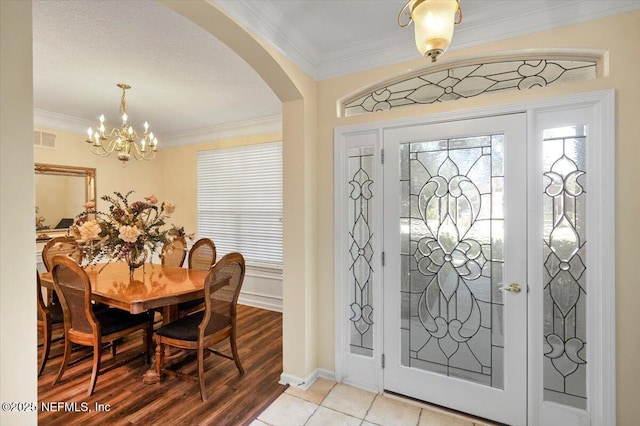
[400,134,505,388]
[348,147,375,357]
[542,126,587,409]
[384,114,527,426]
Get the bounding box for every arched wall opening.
[160,0,317,381]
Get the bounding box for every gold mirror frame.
[35,163,96,240]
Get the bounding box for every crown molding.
[34,108,282,147]
[33,109,93,134]
[215,0,320,80]
[161,114,282,147]
[217,0,640,81]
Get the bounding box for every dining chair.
[42,236,82,305]
[154,252,246,401]
[188,237,217,270]
[51,255,153,396]
[177,238,217,316]
[161,236,187,267]
[37,271,64,376]
[42,236,81,272]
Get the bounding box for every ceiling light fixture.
[399,0,462,63]
[86,83,158,163]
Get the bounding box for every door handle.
[498,283,522,294]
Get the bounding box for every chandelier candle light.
[86,83,158,163]
[399,0,462,63]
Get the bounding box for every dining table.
[39,261,223,384]
[39,261,210,317]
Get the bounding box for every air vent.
[33,130,56,148]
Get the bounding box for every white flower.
[78,220,101,240]
[164,202,175,214]
[118,225,141,243]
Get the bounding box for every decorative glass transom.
[542,126,587,409]
[344,58,597,117]
[348,147,375,356]
[400,134,505,388]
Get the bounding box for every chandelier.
[399,0,462,63]
[85,83,158,163]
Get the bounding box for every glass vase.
[124,249,147,279]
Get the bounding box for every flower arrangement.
[71,191,188,271]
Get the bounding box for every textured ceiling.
[32,0,282,143]
[33,0,640,146]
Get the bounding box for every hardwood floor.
[38,305,286,426]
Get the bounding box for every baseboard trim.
[279,368,336,390]
[238,293,282,312]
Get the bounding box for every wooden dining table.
[39,261,211,318]
[39,261,221,384]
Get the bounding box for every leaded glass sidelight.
[400,135,505,388]
[542,126,587,409]
[348,147,374,356]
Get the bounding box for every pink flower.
[164,202,175,214]
[145,194,158,205]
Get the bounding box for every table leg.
[142,304,179,384]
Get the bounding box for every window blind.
[197,141,282,267]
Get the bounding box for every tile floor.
[251,378,497,426]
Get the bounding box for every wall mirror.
[35,163,96,240]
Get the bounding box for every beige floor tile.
[365,395,422,426]
[257,393,318,426]
[285,377,336,404]
[248,420,270,426]
[419,408,474,426]
[306,406,362,426]
[321,383,376,419]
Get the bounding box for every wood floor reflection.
[38,305,285,426]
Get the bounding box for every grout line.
[317,380,338,407]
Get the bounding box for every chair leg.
[155,337,164,380]
[197,346,207,401]
[230,328,244,375]
[87,342,102,397]
[38,322,52,377]
[52,332,71,386]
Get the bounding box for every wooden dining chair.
[37,271,64,376]
[42,236,82,305]
[177,238,217,316]
[51,255,153,396]
[42,236,81,272]
[160,236,187,267]
[154,252,246,401]
[188,238,217,270]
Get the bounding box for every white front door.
[383,114,528,425]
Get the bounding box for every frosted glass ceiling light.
[399,0,462,62]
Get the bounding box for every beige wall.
[316,11,640,424]
[34,128,165,211]
[0,1,37,424]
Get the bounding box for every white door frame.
[334,90,615,425]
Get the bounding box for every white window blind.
[197,141,282,267]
